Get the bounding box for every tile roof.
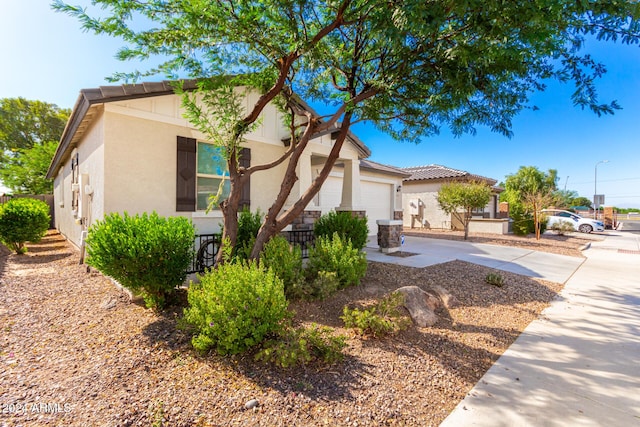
[359,159,412,177]
[47,80,371,178]
[401,164,497,185]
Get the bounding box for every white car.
[542,209,605,233]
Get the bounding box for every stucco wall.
[402,180,499,230]
[53,91,383,238]
[52,109,106,248]
[402,181,450,229]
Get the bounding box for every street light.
[594,160,609,220]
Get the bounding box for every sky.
[1,1,639,208]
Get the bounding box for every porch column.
[289,152,317,209]
[337,158,362,211]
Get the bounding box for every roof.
[401,164,497,185]
[46,80,371,178]
[359,159,411,177]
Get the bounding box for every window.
[176,136,249,212]
[196,142,230,210]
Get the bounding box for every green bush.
[341,292,410,338]
[485,272,505,287]
[255,323,347,368]
[183,262,288,355]
[259,235,304,298]
[86,212,194,309]
[314,210,369,251]
[234,207,263,260]
[307,233,367,289]
[511,213,548,236]
[0,198,50,254]
[549,220,573,235]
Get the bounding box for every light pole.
[594,160,609,220]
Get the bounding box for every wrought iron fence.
[188,233,221,274]
[188,229,315,274]
[283,229,315,258]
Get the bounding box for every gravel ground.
[0,231,574,426]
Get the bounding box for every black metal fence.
[188,233,221,274]
[283,229,315,259]
[188,229,315,274]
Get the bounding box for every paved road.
[619,220,640,233]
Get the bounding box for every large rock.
[431,285,460,309]
[396,286,442,327]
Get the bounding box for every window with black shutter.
[177,136,250,211]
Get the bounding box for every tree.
[0,141,58,194]
[437,182,492,240]
[501,166,558,239]
[54,0,640,259]
[571,196,593,208]
[0,98,70,194]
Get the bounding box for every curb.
[579,242,591,251]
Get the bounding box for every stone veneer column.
[291,209,322,231]
[393,210,403,221]
[376,219,403,253]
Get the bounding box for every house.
[45,81,406,249]
[400,164,507,233]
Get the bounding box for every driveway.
[365,235,585,284]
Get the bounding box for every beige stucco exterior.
[402,180,500,230]
[51,89,403,246]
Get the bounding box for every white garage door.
[361,180,392,235]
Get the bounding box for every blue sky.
[2,1,639,208]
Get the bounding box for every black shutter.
[239,147,251,210]
[176,136,196,212]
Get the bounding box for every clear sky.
[2,0,639,207]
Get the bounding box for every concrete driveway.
[365,235,585,284]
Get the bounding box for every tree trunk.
[248,115,353,259]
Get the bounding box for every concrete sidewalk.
[439,231,640,426]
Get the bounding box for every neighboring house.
[400,164,504,231]
[45,81,405,249]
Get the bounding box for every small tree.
[437,182,492,240]
[501,166,558,238]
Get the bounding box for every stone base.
[335,208,367,219]
[291,209,322,231]
[376,219,403,252]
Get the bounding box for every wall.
[52,109,106,248]
[402,180,500,230]
[58,91,377,237]
[401,181,450,229]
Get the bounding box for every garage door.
[361,180,392,235]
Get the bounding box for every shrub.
[86,212,194,309]
[307,233,367,289]
[485,272,505,287]
[314,210,369,251]
[549,220,574,236]
[234,207,263,260]
[255,323,347,368]
[512,213,548,236]
[183,262,288,355]
[341,292,410,338]
[0,198,50,254]
[259,235,304,298]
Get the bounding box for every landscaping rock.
[396,285,441,327]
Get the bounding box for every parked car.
[541,209,605,233]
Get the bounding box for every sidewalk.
[439,231,640,426]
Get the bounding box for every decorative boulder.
[396,286,442,327]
